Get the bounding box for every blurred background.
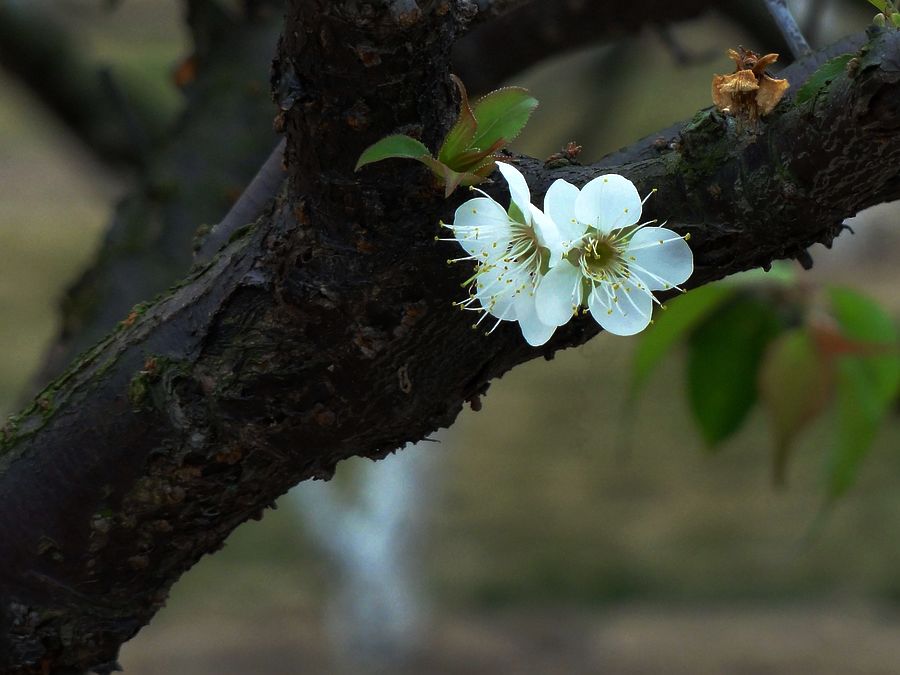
[2,1,900,673]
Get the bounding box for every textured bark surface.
[1,0,899,670]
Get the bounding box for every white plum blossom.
[535,174,693,336]
[441,162,564,346]
[441,164,693,344]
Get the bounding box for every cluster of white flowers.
[441,163,693,346]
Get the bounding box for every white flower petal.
[574,174,642,234]
[496,162,532,225]
[515,294,556,346]
[475,264,530,321]
[627,227,693,291]
[476,284,517,321]
[544,179,585,242]
[451,197,512,258]
[535,261,582,327]
[588,280,653,336]
[528,204,564,265]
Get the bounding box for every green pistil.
[582,235,623,279]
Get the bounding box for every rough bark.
[1,0,899,669]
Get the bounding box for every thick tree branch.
[598,32,868,168]
[2,1,899,669]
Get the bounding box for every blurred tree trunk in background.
[0,1,898,672]
[27,1,285,386]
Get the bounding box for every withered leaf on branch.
[712,48,790,121]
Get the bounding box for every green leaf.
[687,296,782,447]
[731,260,798,285]
[355,134,431,171]
[866,0,888,12]
[829,358,885,498]
[829,286,900,400]
[758,329,832,485]
[629,282,736,400]
[825,286,900,499]
[470,88,538,153]
[438,75,478,166]
[418,156,484,197]
[796,54,853,105]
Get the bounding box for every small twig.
[763,0,812,59]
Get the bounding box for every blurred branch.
[764,0,813,58]
[31,4,283,391]
[803,0,829,46]
[453,0,805,94]
[2,7,898,666]
[453,0,716,92]
[0,2,168,167]
[717,2,793,57]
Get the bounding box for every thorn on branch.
[796,249,814,270]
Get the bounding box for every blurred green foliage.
[631,273,900,494]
